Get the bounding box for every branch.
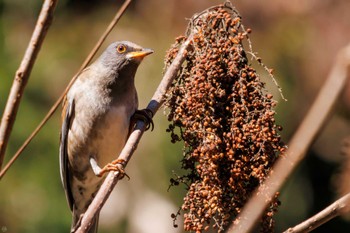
[0,0,58,170]
[0,0,132,179]
[228,43,350,233]
[74,35,193,233]
[284,193,350,233]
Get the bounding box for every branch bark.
[0,0,132,179]
[74,35,193,233]
[228,44,350,233]
[284,193,350,233]
[0,0,58,170]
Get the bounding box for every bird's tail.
[71,209,99,233]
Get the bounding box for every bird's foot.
[96,159,129,180]
[132,108,154,131]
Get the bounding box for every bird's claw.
[97,159,129,180]
[133,108,154,131]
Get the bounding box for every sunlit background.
[1,0,350,232]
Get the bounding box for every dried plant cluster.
[164,3,286,233]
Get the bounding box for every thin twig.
[0,0,132,179]
[228,43,350,233]
[74,35,194,233]
[0,0,58,170]
[284,193,350,233]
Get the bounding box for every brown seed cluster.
[164,3,285,233]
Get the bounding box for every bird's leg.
[90,157,129,179]
[131,108,154,131]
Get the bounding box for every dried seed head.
[164,2,285,233]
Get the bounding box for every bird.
[59,41,153,233]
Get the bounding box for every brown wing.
[59,97,75,210]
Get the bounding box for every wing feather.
[59,97,75,210]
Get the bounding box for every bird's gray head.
[98,41,153,74]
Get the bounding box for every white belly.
[92,105,130,166]
[71,104,131,211]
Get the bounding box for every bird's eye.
[117,45,127,54]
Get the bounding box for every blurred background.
[1,0,350,232]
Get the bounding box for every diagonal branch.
[0,0,58,170]
[284,193,350,233]
[228,43,350,233]
[74,35,194,233]
[0,0,132,179]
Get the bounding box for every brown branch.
[0,0,132,179]
[0,0,58,170]
[284,193,350,233]
[228,43,350,233]
[74,35,194,233]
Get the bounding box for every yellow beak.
[126,48,154,59]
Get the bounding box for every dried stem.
[284,193,350,233]
[74,35,193,233]
[0,0,58,170]
[228,43,350,233]
[0,0,132,179]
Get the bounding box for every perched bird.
[59,41,153,233]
